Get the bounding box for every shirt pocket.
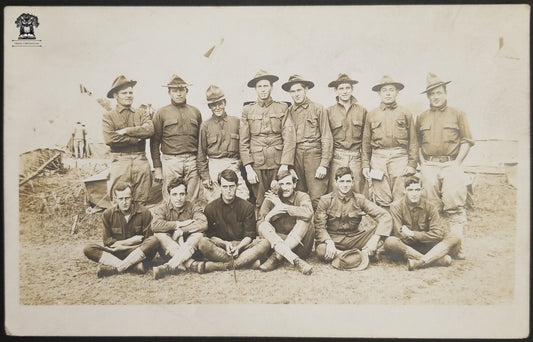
[207,134,218,149]
[111,226,123,236]
[351,119,363,138]
[269,112,284,133]
[394,118,409,145]
[229,133,240,152]
[248,114,263,134]
[442,121,460,143]
[187,118,200,135]
[304,115,319,138]
[251,145,265,166]
[418,122,432,144]
[370,120,384,143]
[162,117,179,137]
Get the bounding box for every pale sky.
[4,5,530,152]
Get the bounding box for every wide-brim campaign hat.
[281,74,315,92]
[371,75,405,92]
[107,75,137,99]
[421,72,451,94]
[331,248,369,271]
[328,73,358,88]
[247,70,279,88]
[206,85,226,104]
[162,74,192,88]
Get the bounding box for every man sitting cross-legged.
[83,182,159,278]
[151,177,207,280]
[257,169,314,275]
[383,175,461,270]
[194,169,271,273]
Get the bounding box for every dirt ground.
[18,163,516,305]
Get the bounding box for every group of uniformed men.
[83,70,473,279]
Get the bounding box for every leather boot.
[432,255,452,267]
[259,252,283,272]
[407,258,425,271]
[97,264,119,278]
[153,264,172,280]
[293,257,313,275]
[117,248,146,273]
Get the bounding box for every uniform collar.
[116,104,134,113]
[336,95,357,107]
[334,189,355,202]
[294,97,310,109]
[380,102,398,110]
[171,100,188,107]
[257,97,273,107]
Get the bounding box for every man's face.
[255,79,272,100]
[169,87,188,104]
[405,182,423,204]
[379,85,398,104]
[220,178,237,204]
[209,100,226,117]
[336,83,353,102]
[114,86,134,107]
[336,174,353,195]
[289,83,307,104]
[428,86,447,108]
[278,175,296,199]
[114,187,132,212]
[169,184,187,209]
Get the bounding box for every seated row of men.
[84,167,461,279]
[103,69,472,263]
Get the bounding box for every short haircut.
[276,169,298,183]
[335,166,353,180]
[167,177,187,194]
[217,169,238,185]
[404,175,422,188]
[113,182,132,197]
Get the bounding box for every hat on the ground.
[162,74,192,88]
[281,74,315,92]
[206,85,226,104]
[328,73,358,88]
[421,72,451,94]
[247,70,279,88]
[107,75,137,99]
[331,248,369,271]
[371,75,404,92]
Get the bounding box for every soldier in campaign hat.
[150,74,204,203]
[362,75,418,209]
[102,75,154,204]
[326,73,368,195]
[239,70,296,210]
[282,74,333,210]
[197,85,249,202]
[415,73,474,259]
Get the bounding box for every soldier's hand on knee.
[245,165,259,184]
[203,179,213,189]
[315,166,327,179]
[325,240,337,261]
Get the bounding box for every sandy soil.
[18,168,516,305]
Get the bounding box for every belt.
[111,151,145,156]
[163,152,196,157]
[426,155,455,162]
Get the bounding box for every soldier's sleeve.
[412,203,445,243]
[239,106,253,166]
[361,111,372,169]
[286,192,313,222]
[141,208,154,238]
[389,201,404,237]
[242,202,257,239]
[102,209,117,246]
[197,122,210,181]
[151,203,177,233]
[457,110,475,146]
[256,197,273,225]
[280,105,296,166]
[125,108,155,138]
[102,112,140,147]
[415,113,423,147]
[359,196,392,237]
[406,111,419,168]
[149,110,163,169]
[181,203,208,234]
[317,104,333,168]
[314,195,333,243]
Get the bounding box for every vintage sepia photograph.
[4,4,530,338]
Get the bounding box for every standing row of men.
[88,70,473,278]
